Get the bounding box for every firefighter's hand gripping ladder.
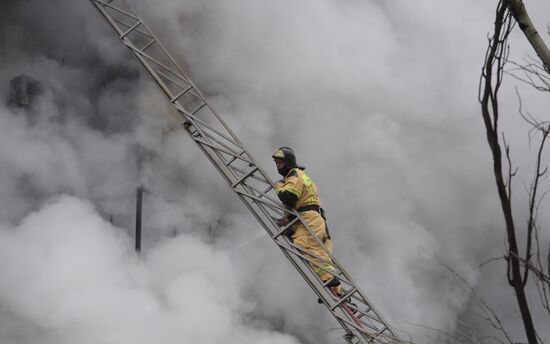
[88,1,403,343]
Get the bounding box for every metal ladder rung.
[375,326,388,337]
[345,334,362,344]
[323,278,335,287]
[95,0,140,20]
[142,38,156,51]
[232,167,258,188]
[272,217,300,239]
[357,304,372,318]
[171,85,193,103]
[331,287,358,311]
[193,138,255,166]
[235,190,287,212]
[225,151,246,166]
[191,102,207,115]
[114,19,153,39]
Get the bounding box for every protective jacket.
[275,167,320,210]
[274,168,336,284]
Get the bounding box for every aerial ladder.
[88,1,404,343]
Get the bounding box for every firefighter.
[272,146,342,296]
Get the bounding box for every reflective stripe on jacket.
[274,168,320,209]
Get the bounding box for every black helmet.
[272,146,297,169]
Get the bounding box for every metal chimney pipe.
[135,186,143,252]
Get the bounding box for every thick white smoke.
[0,195,299,344]
[1,0,550,343]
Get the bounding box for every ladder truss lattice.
[88,1,403,343]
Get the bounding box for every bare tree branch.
[479,256,507,268]
[511,87,550,290]
[430,253,515,344]
[508,57,550,92]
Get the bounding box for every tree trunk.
[480,2,540,342]
[506,0,550,72]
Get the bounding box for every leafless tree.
[479,0,550,343]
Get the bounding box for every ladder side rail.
[221,180,387,343]
[113,0,200,95]
[227,163,363,291]
[92,0,258,172]
[187,103,400,343]
[185,117,245,156]
[116,0,249,151]
[272,238,377,342]
[193,154,360,339]
[183,129,358,337]
[190,122,387,341]
[90,1,274,195]
[89,1,401,342]
[180,138,370,341]
[251,182,397,338]
[181,119,355,321]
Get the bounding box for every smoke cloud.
[0,195,299,344]
[1,0,549,343]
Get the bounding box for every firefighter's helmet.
[272,146,297,168]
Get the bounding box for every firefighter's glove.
[276,217,289,227]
